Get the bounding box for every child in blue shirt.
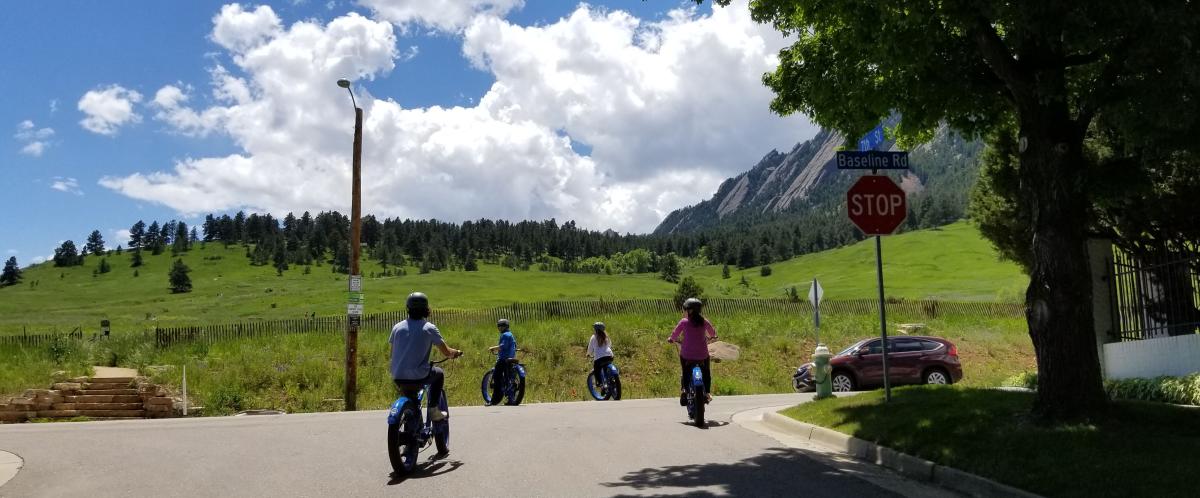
[487,318,518,405]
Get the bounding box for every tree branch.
[1074,40,1134,133]
[967,16,1030,103]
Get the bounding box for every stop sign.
[847,175,907,235]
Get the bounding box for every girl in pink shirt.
[668,298,717,405]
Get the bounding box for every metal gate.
[1109,246,1200,341]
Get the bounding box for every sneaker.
[429,450,450,461]
[679,392,688,406]
[429,410,448,422]
[705,393,712,403]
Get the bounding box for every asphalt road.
[0,393,956,497]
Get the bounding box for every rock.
[51,370,69,382]
[52,382,83,392]
[146,397,174,406]
[23,389,50,397]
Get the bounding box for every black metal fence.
[3,298,1026,349]
[1110,246,1200,341]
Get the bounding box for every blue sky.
[1,1,814,266]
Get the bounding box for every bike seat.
[505,358,520,365]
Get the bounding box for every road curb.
[0,450,22,489]
[761,412,1042,498]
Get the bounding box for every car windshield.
[835,341,867,357]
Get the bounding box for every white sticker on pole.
[808,279,824,307]
[349,275,362,292]
[347,303,364,316]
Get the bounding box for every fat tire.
[693,385,706,428]
[507,368,526,406]
[480,370,495,404]
[387,404,419,475]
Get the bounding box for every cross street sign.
[836,150,909,170]
[858,124,885,151]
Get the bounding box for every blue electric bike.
[587,361,622,401]
[388,356,456,475]
[481,349,526,406]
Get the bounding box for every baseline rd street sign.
[847,175,907,235]
[836,150,909,170]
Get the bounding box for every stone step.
[88,417,145,421]
[65,395,142,404]
[72,402,144,411]
[89,376,135,383]
[77,409,145,418]
[37,410,81,418]
[77,389,140,396]
[84,381,134,389]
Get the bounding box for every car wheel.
[831,372,855,392]
[924,368,950,385]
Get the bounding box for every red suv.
[792,336,962,392]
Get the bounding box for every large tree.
[53,240,82,267]
[0,257,20,287]
[168,258,192,293]
[707,0,1200,420]
[85,230,106,256]
[128,220,146,249]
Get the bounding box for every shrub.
[1003,371,1200,406]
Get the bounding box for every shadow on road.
[386,459,464,485]
[676,420,731,429]
[602,447,902,498]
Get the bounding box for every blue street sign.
[836,150,909,170]
[858,124,885,151]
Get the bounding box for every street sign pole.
[808,278,824,345]
[875,235,891,402]
[842,140,908,404]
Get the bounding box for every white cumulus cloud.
[50,177,83,195]
[102,1,812,233]
[14,120,55,157]
[78,85,143,135]
[358,0,523,32]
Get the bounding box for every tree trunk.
[1019,107,1109,421]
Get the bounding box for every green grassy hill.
[0,221,1026,333]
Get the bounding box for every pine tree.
[130,248,144,268]
[659,252,681,283]
[721,264,731,279]
[129,220,146,249]
[464,252,479,271]
[85,230,106,255]
[273,238,288,274]
[760,265,773,277]
[98,258,112,274]
[53,240,82,267]
[169,258,192,293]
[673,276,705,310]
[0,257,21,286]
[174,221,189,253]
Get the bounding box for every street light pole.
[338,79,363,412]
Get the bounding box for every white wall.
[1103,334,1200,379]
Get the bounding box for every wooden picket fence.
[3,298,1025,349]
[150,298,1023,348]
[0,329,83,347]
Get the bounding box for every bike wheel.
[586,373,606,400]
[433,391,450,454]
[387,403,419,474]
[610,376,622,401]
[480,370,495,404]
[507,369,526,406]
[692,385,706,428]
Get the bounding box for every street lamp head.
[336,79,351,88]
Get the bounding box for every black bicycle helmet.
[497,318,510,328]
[593,322,606,332]
[406,292,430,317]
[683,297,703,311]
